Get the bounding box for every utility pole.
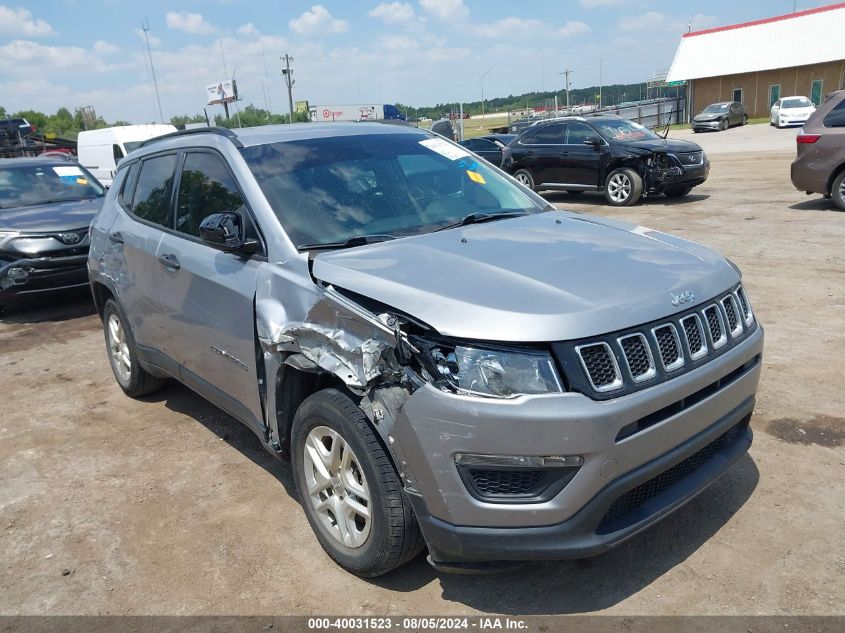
[281,53,295,124]
[558,69,573,110]
[599,58,603,110]
[141,18,164,123]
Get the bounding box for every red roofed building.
[667,3,845,118]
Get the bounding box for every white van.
[77,124,176,187]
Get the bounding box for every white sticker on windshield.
[419,138,470,161]
[53,166,84,177]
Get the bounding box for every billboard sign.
[310,104,385,122]
[207,80,238,105]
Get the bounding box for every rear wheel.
[664,185,693,198]
[604,168,643,206]
[832,170,845,211]
[102,299,164,397]
[513,169,535,190]
[291,389,424,577]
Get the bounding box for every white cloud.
[369,2,416,24]
[418,0,468,21]
[0,39,129,74]
[579,0,629,7]
[379,34,419,50]
[290,5,349,35]
[165,11,217,35]
[93,40,121,55]
[0,5,54,36]
[559,21,591,37]
[237,22,258,36]
[618,12,714,33]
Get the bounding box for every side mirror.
[583,136,603,148]
[199,212,255,252]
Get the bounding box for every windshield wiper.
[434,210,529,233]
[297,234,396,252]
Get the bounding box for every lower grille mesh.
[598,421,747,532]
[468,469,546,496]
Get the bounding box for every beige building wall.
[691,60,845,118]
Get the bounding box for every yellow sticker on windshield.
[76,178,88,185]
[467,170,485,184]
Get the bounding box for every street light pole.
[281,53,295,124]
[481,67,492,122]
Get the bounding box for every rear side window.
[823,98,845,127]
[131,154,177,227]
[175,152,245,237]
[528,124,565,144]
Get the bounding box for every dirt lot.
[1,124,843,616]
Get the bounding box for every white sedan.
[770,96,816,128]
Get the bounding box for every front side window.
[0,163,104,210]
[242,133,545,248]
[131,154,177,227]
[175,153,244,237]
[565,122,596,145]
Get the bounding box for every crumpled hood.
[0,198,103,233]
[693,114,723,122]
[311,211,739,342]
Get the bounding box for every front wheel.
[664,185,693,198]
[719,118,728,131]
[291,389,424,577]
[102,299,164,397]
[742,114,748,126]
[512,169,535,190]
[604,168,643,206]
[832,170,845,211]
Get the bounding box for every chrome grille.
[618,333,655,382]
[721,295,743,338]
[735,286,754,326]
[652,324,684,371]
[678,151,703,165]
[576,342,622,392]
[681,314,708,361]
[704,304,728,349]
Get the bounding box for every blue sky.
[0,0,834,122]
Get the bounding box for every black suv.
[502,115,709,206]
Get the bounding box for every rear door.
[515,123,566,184]
[109,153,178,353]
[156,150,265,429]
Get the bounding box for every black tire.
[664,185,693,198]
[719,118,728,131]
[604,167,643,206]
[102,299,164,397]
[291,389,424,577]
[832,170,845,211]
[742,114,748,126]
[512,168,535,191]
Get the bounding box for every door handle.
[108,232,124,244]
[158,253,181,270]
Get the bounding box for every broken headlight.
[419,342,564,398]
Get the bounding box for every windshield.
[590,119,660,143]
[703,103,729,113]
[241,133,545,248]
[0,163,104,210]
[782,98,812,109]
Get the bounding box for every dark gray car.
[691,102,748,132]
[88,124,763,576]
[0,156,104,308]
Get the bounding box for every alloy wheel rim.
[608,173,632,202]
[516,173,531,186]
[839,178,845,201]
[107,314,131,383]
[303,425,372,549]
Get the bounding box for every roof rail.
[138,126,243,149]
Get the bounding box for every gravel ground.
[0,124,842,616]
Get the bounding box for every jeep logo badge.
[670,290,695,306]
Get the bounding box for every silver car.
[88,123,763,576]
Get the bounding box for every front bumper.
[392,325,763,564]
[691,120,722,131]
[0,253,89,298]
[650,160,710,193]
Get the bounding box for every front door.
[557,122,602,187]
[156,150,265,430]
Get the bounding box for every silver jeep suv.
[88,124,763,576]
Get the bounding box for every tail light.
[797,134,821,144]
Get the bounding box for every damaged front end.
[641,149,708,195]
[0,231,90,298]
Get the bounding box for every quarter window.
[822,98,845,128]
[175,153,245,237]
[131,154,177,227]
